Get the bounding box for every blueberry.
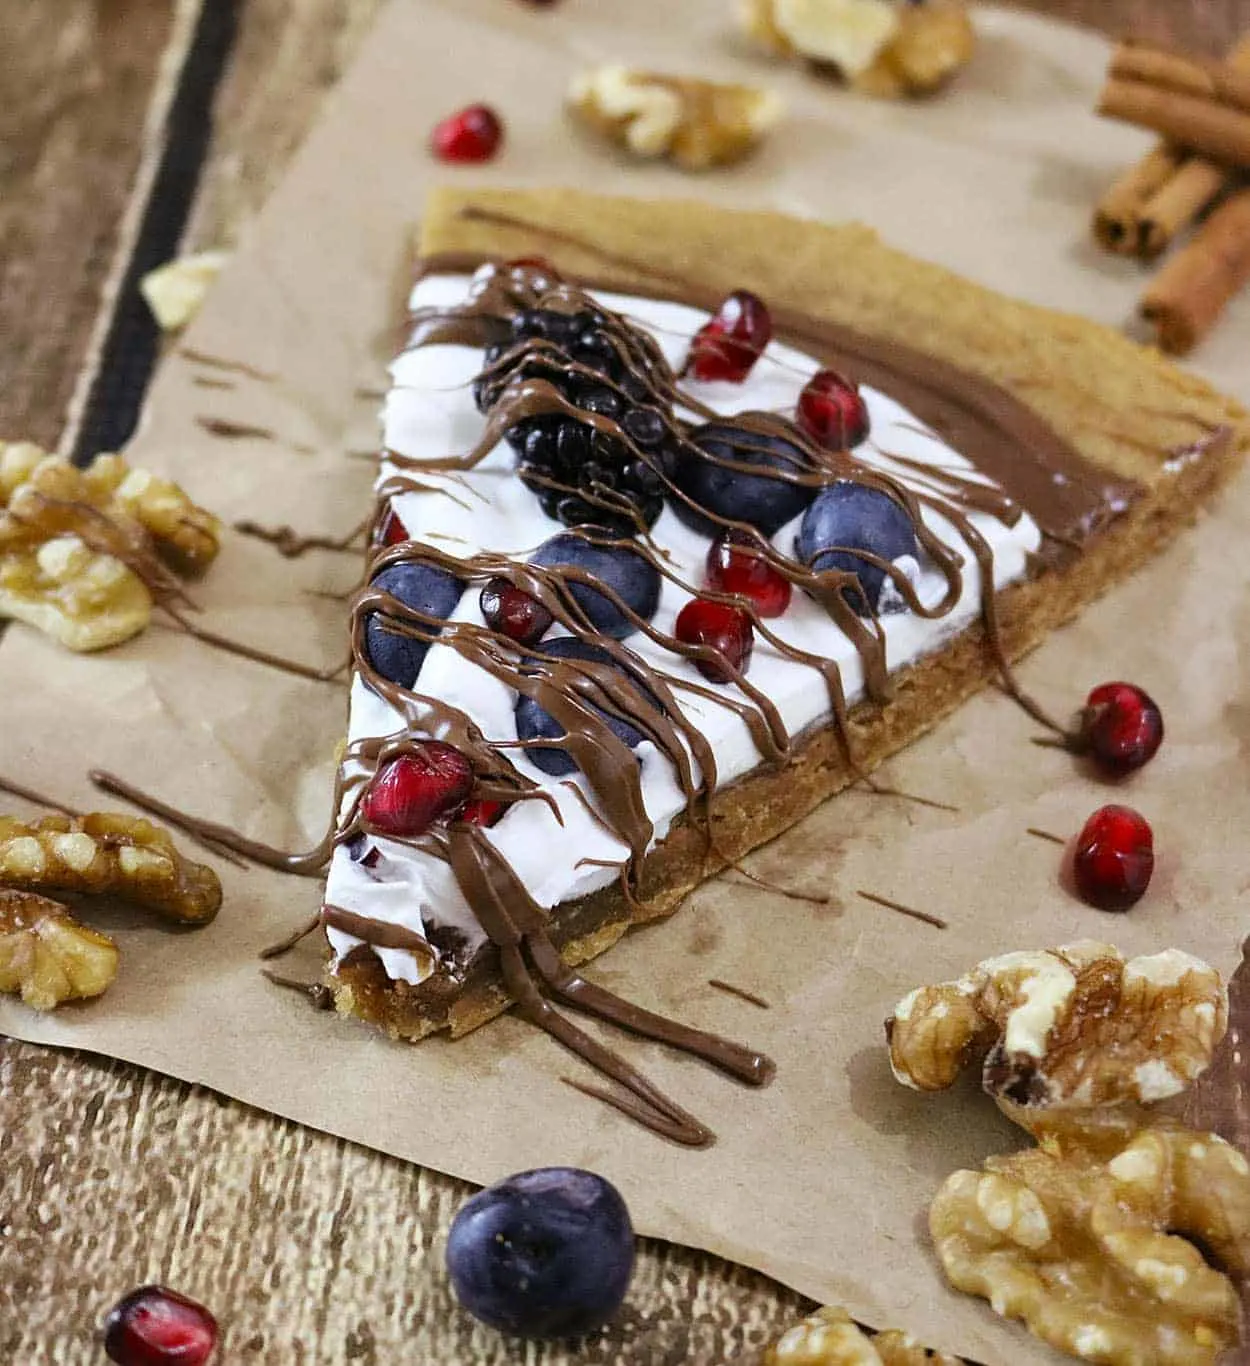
[446,1167,635,1339]
[670,422,817,536]
[363,561,464,687]
[794,481,918,616]
[515,637,654,777]
[529,533,660,639]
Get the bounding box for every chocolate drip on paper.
[235,518,368,558]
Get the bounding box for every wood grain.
[0,0,195,454]
[3,2,1250,1363]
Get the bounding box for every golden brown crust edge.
[328,188,1248,1042]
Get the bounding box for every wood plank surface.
[3,2,1250,1362]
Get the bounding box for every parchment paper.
[3,4,1249,1362]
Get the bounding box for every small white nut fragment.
[50,831,100,874]
[775,0,899,76]
[567,66,783,171]
[140,250,230,332]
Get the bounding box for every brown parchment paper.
[2,4,1249,1362]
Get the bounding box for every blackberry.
[474,307,675,537]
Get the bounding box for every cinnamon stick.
[1099,79,1250,171]
[1093,143,1181,252]
[1141,187,1250,354]
[1137,156,1229,257]
[1110,40,1250,116]
[1095,37,1250,258]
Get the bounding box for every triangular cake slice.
[322,188,1245,1103]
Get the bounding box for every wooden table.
[2,3,1247,1361]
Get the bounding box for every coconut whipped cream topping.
[324,272,1041,984]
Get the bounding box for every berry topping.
[529,533,661,639]
[1075,682,1164,776]
[363,561,464,689]
[675,598,754,683]
[795,481,918,616]
[505,256,557,274]
[103,1286,217,1366]
[705,529,792,618]
[460,798,505,827]
[797,369,871,450]
[377,507,409,547]
[685,291,772,383]
[431,104,503,163]
[515,638,656,777]
[360,743,473,837]
[671,422,816,536]
[446,1167,635,1339]
[479,576,554,646]
[1072,804,1154,912]
[476,307,673,535]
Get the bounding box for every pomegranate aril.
[675,598,754,683]
[705,530,791,618]
[460,798,505,827]
[480,576,554,646]
[361,743,474,837]
[685,291,772,383]
[378,508,409,548]
[797,369,870,450]
[103,1286,217,1366]
[1072,804,1154,912]
[431,104,504,163]
[1076,682,1164,775]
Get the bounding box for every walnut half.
[886,942,1227,1115]
[0,812,222,925]
[0,889,119,1011]
[931,1121,1250,1365]
[567,67,783,171]
[763,1305,965,1365]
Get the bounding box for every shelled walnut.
[739,0,975,98]
[0,889,119,1011]
[763,1305,967,1363]
[886,942,1227,1115]
[0,812,222,925]
[931,1121,1250,1364]
[567,67,783,170]
[0,441,220,651]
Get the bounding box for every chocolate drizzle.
[321,258,1111,1141]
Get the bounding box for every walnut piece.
[853,1,976,98]
[763,1306,965,1364]
[886,942,1227,1114]
[0,535,152,651]
[567,67,783,171]
[0,888,119,1010]
[930,1120,1250,1364]
[740,0,974,96]
[0,445,221,576]
[0,812,222,925]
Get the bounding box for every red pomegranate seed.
[797,369,871,450]
[378,507,409,548]
[480,576,553,646]
[460,798,505,827]
[675,598,754,683]
[705,530,791,618]
[1075,682,1164,775]
[1072,804,1154,912]
[685,291,772,383]
[361,743,473,837]
[103,1286,217,1366]
[431,104,504,164]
